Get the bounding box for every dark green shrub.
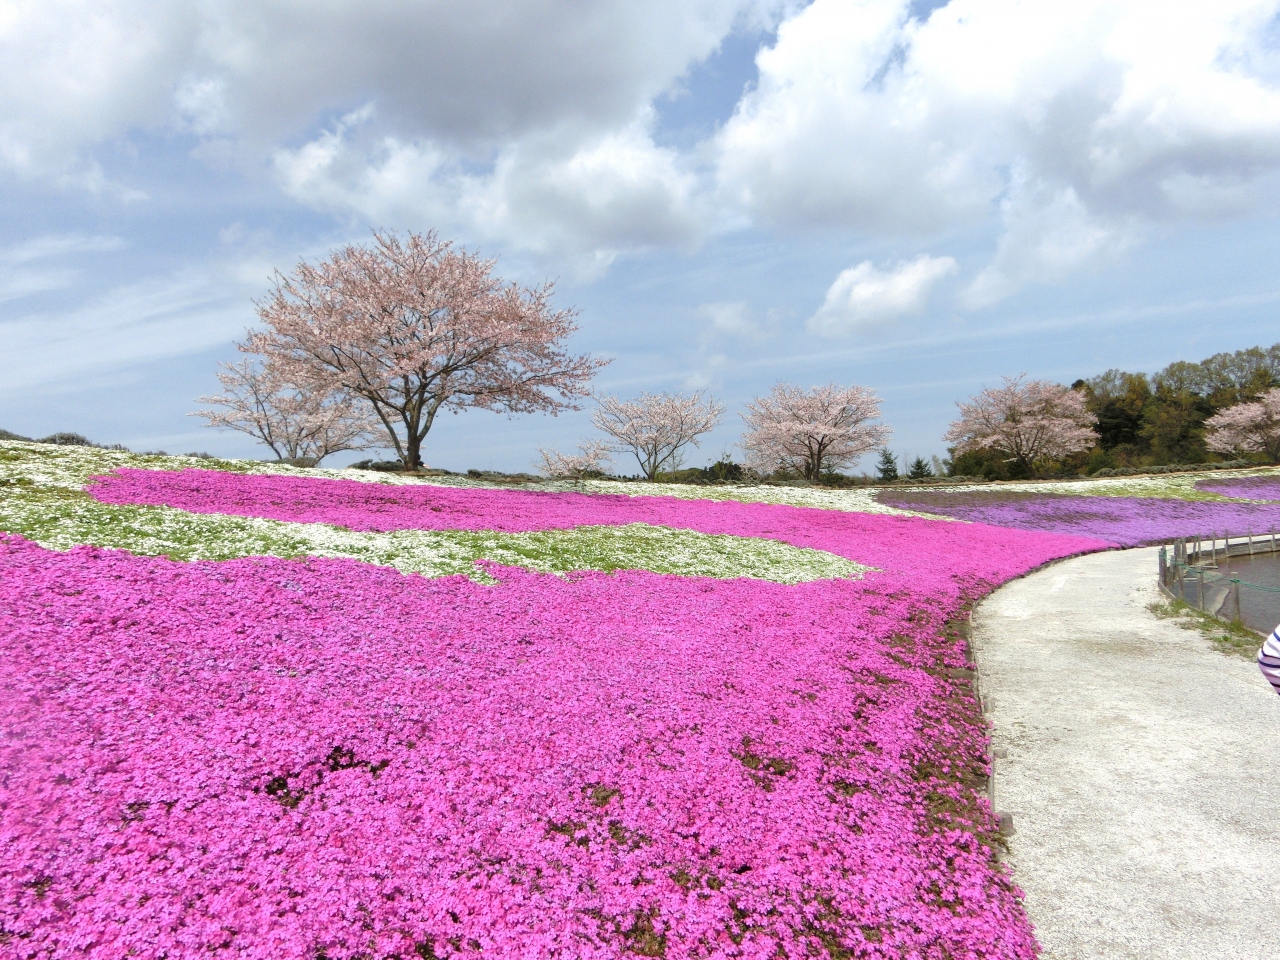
[38,432,94,446]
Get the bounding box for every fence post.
[1197,570,1205,610]
[1232,581,1242,623]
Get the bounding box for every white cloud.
[0,1,761,170]
[0,268,74,303]
[718,0,1280,296]
[0,234,124,265]
[698,300,757,337]
[174,75,231,136]
[0,258,262,393]
[0,0,763,265]
[479,121,703,254]
[808,254,957,336]
[0,233,125,303]
[961,177,1140,309]
[0,1,197,178]
[273,112,704,273]
[6,0,1280,291]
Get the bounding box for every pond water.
[1212,552,1280,635]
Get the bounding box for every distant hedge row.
[1090,459,1253,477]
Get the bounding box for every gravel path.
[973,546,1280,959]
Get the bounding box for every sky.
[4,0,1280,473]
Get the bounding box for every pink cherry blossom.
[591,392,724,479]
[944,376,1097,477]
[249,230,606,469]
[740,383,890,481]
[1205,387,1280,462]
[193,358,380,464]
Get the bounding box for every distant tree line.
[949,344,1280,480]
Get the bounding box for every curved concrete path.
[973,546,1280,959]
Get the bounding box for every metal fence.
[1159,533,1280,633]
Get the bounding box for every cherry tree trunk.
[405,433,424,471]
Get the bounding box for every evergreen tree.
[906,456,934,480]
[875,448,899,481]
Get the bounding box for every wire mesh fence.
[1159,532,1280,635]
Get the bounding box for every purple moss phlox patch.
[875,488,1280,547]
[1195,476,1280,502]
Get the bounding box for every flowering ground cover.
[89,468,919,542]
[1,531,1100,958]
[873,489,1280,547]
[0,445,863,585]
[87,468,1088,579]
[1,450,1115,958]
[1195,475,1280,501]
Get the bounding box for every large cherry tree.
[740,383,890,481]
[194,359,378,464]
[944,375,1097,476]
[249,230,606,469]
[1206,387,1280,462]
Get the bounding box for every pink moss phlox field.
[8,473,1112,956]
[3,515,1088,958]
[86,468,1110,579]
[875,488,1280,547]
[1195,475,1280,502]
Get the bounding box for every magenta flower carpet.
[4,471,1111,958]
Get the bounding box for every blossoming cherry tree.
[248,230,607,470]
[591,391,725,479]
[944,375,1098,476]
[1206,387,1280,462]
[535,440,613,479]
[194,359,379,463]
[740,382,890,481]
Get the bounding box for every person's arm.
[1259,627,1280,695]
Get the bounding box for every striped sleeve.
[1259,627,1280,696]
